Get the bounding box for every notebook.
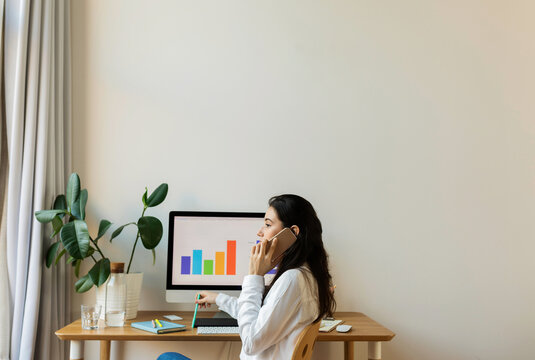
[131,320,186,334]
[319,319,344,332]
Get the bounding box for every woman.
[196,194,336,359]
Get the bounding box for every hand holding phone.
[267,228,297,265]
[250,228,297,275]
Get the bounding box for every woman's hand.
[195,291,219,309]
[249,238,278,276]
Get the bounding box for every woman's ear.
[290,225,300,236]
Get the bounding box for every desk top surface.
[56,311,395,342]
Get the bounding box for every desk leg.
[344,341,354,360]
[70,340,84,360]
[100,340,111,360]
[368,341,382,360]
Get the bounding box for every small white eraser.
[164,315,183,320]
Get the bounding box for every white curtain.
[0,0,10,356]
[2,0,72,359]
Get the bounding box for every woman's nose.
[257,229,263,237]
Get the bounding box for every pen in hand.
[192,294,201,328]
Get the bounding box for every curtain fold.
[35,0,72,358]
[0,0,11,357]
[2,0,72,359]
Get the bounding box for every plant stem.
[91,254,97,263]
[127,234,140,274]
[90,237,106,259]
[126,206,147,274]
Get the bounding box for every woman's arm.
[196,291,240,319]
[215,293,239,319]
[238,270,310,356]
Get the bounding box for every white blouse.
[216,266,319,360]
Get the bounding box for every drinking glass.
[81,304,101,330]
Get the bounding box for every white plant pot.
[96,272,144,320]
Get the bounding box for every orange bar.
[227,240,236,275]
[215,252,225,275]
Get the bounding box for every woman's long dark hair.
[264,194,336,321]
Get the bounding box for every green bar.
[203,260,214,275]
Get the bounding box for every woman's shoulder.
[264,265,318,309]
[275,266,314,288]
[281,265,309,277]
[267,266,317,306]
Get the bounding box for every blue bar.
[181,256,191,274]
[192,250,202,275]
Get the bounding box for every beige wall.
[71,1,535,359]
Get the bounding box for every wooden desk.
[56,311,395,360]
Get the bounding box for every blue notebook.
[131,320,186,334]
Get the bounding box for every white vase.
[96,272,144,320]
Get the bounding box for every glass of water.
[81,304,101,330]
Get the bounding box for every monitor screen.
[166,211,265,294]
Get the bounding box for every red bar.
[227,240,236,275]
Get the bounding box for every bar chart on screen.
[180,240,237,275]
[172,215,263,286]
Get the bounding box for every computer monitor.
[166,211,265,303]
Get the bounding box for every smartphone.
[267,227,297,265]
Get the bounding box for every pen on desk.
[192,294,200,328]
[155,319,162,327]
[152,319,156,328]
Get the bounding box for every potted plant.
[35,172,168,318]
[36,173,113,292]
[96,182,168,319]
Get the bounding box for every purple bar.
[181,256,191,274]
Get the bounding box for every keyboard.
[194,317,238,327]
[197,326,240,334]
